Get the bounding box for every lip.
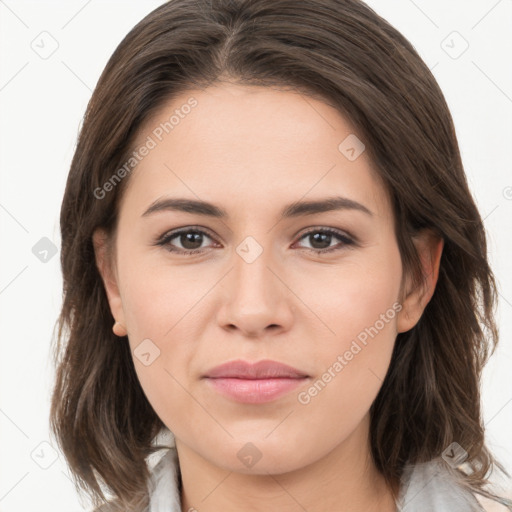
[203,359,309,379]
[203,359,309,404]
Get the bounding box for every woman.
[50,0,512,510]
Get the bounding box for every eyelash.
[155,226,356,256]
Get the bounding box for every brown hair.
[50,0,511,510]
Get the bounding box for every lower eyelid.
[157,228,355,255]
[160,230,216,251]
[295,230,354,250]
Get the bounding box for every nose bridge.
[218,230,292,335]
[232,233,277,304]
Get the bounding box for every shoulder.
[397,459,512,511]
[475,491,512,512]
[475,494,512,511]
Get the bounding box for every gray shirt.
[146,446,510,511]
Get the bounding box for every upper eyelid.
[157,225,355,247]
[158,226,217,242]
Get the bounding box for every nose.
[216,240,294,338]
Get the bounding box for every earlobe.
[92,228,126,330]
[396,229,444,334]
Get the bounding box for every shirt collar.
[146,430,486,512]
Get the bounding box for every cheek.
[118,247,209,341]
[115,252,204,416]
[122,283,197,436]
[120,270,200,381]
[300,247,402,420]
[312,246,402,353]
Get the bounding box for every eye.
[155,226,356,256]
[155,227,218,255]
[294,228,355,254]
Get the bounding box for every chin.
[203,437,314,476]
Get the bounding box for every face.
[94,83,441,475]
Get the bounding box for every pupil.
[182,232,203,249]
[311,232,331,249]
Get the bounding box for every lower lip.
[205,377,308,404]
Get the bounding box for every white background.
[1,1,511,510]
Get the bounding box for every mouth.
[202,359,310,404]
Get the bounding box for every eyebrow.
[142,195,373,219]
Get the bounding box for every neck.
[176,414,399,512]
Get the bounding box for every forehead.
[122,83,391,222]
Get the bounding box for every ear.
[92,228,126,330]
[396,229,444,334]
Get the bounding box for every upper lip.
[203,359,309,379]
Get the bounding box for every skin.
[93,83,443,512]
